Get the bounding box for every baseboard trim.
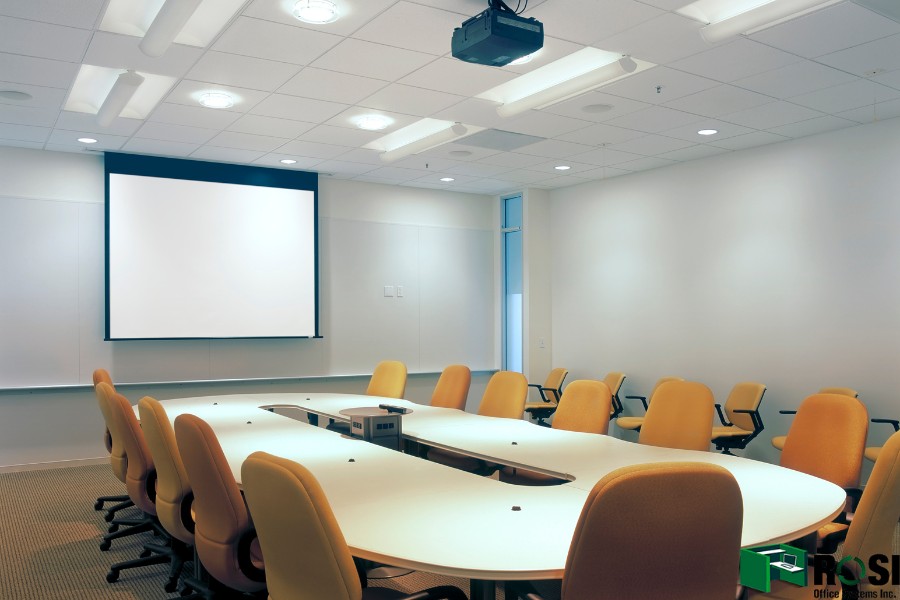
[0,457,107,473]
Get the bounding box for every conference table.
[148,392,846,599]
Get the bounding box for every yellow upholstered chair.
[711,382,767,454]
[500,380,612,486]
[241,451,467,600]
[865,417,898,463]
[615,375,684,433]
[429,364,471,411]
[427,371,528,473]
[638,381,714,452]
[771,387,859,451]
[92,369,134,522]
[603,371,626,418]
[524,367,568,426]
[366,360,407,399]
[174,414,266,595]
[507,462,743,600]
[749,431,900,600]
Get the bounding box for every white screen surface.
[108,174,316,339]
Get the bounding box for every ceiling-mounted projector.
[451,1,543,67]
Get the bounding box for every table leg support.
[470,579,496,600]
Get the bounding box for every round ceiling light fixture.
[199,92,234,109]
[293,0,339,24]
[356,114,391,131]
[280,159,297,164]
[555,165,571,171]
[698,129,718,136]
[508,52,538,66]
[77,137,98,144]
[440,177,455,182]
[0,90,33,101]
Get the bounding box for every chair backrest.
[561,462,742,600]
[542,367,568,391]
[138,396,194,545]
[174,414,265,593]
[639,381,714,452]
[780,393,868,489]
[650,376,685,399]
[93,369,127,482]
[552,380,612,435]
[365,360,407,399]
[477,371,528,419]
[242,451,362,600]
[97,382,156,514]
[723,382,766,431]
[818,386,859,398]
[430,364,471,410]
[844,431,900,592]
[602,372,625,397]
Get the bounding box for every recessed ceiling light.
[440,177,455,182]
[0,90,33,101]
[582,103,614,114]
[280,159,297,164]
[508,52,538,66]
[199,92,233,109]
[555,165,571,170]
[698,129,718,136]
[293,0,339,24]
[449,150,472,157]
[77,137,98,144]
[356,115,391,131]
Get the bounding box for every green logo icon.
[740,544,808,592]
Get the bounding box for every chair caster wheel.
[106,570,119,583]
[165,579,178,593]
[107,523,119,533]
[94,500,104,510]
[99,540,111,551]
[139,549,152,558]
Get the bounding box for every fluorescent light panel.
[677,0,837,42]
[100,0,246,49]
[65,65,176,120]
[365,119,477,163]
[97,71,145,126]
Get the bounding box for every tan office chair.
[771,387,859,451]
[98,383,176,584]
[241,451,467,600]
[864,417,898,462]
[366,360,407,399]
[711,382,767,454]
[638,380,714,452]
[138,397,207,597]
[429,364,471,410]
[749,430,900,600]
[427,370,528,473]
[507,462,743,600]
[92,368,134,524]
[615,376,685,433]
[603,371,626,418]
[524,367,568,426]
[174,414,266,596]
[500,380,612,486]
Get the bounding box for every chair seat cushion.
[615,416,644,430]
[711,426,752,438]
[865,446,881,462]
[817,521,850,544]
[524,401,557,411]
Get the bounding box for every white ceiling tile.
[243,0,398,38]
[212,17,342,66]
[874,68,900,91]
[149,103,242,129]
[526,160,601,175]
[510,139,594,158]
[83,32,204,78]
[0,0,105,30]
[431,97,507,130]
[541,91,651,123]
[595,12,711,65]
[606,105,704,133]
[55,111,143,136]
[494,169,554,184]
[252,153,323,169]
[250,94,348,123]
[121,138,200,157]
[299,124,382,147]
[387,155,461,172]
[609,134,696,155]
[190,146,266,163]
[602,66,718,105]
[227,114,316,138]
[734,61,857,99]
[614,156,677,172]
[330,147,385,165]
[790,79,900,114]
[206,131,290,152]
[353,2,463,55]
[663,84,774,118]
[526,0,662,46]
[359,84,464,117]
[578,166,633,179]
[532,174,592,188]
[408,172,482,186]
[568,146,644,166]
[656,144,730,162]
[556,122,645,145]
[165,81,269,113]
[670,38,801,83]
[47,129,127,149]
[750,1,900,59]
[0,138,45,150]
[399,58,517,97]
[500,111,593,138]
[452,177,519,193]
[135,121,219,144]
[767,115,858,138]
[0,104,58,127]
[835,99,900,123]
[816,33,900,77]
[416,142,500,162]
[710,131,790,150]
[279,68,389,104]
[662,119,755,141]
[444,162,515,178]
[186,52,300,93]
[277,139,352,159]
[356,165,429,182]
[0,16,91,62]
[42,144,100,155]
[477,152,548,168]
[0,82,67,110]
[313,39,437,81]
[0,53,79,88]
[0,123,51,143]
[722,101,825,129]
[313,159,379,176]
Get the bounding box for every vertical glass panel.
[502,195,523,373]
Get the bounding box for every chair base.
[106,540,172,583]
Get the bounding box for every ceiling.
[2,0,900,196]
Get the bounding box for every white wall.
[550,117,900,464]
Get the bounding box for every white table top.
[148,392,846,582]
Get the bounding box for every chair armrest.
[733,408,764,434]
[872,418,900,432]
[528,383,555,404]
[624,395,649,411]
[399,585,468,600]
[779,410,797,415]
[714,403,732,427]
